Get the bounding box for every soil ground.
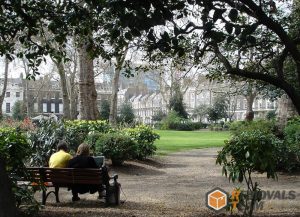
[38,148,300,217]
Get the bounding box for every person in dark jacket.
[68,143,108,201]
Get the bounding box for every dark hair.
[57,141,69,152]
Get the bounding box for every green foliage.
[27,119,66,166]
[207,95,228,123]
[152,110,167,122]
[169,82,188,119]
[99,100,110,121]
[64,120,111,151]
[0,128,39,215]
[122,125,160,159]
[95,133,137,165]
[118,102,135,125]
[161,111,206,131]
[275,117,300,172]
[229,120,277,136]
[12,101,26,121]
[161,111,184,130]
[84,131,105,154]
[192,104,209,122]
[266,110,276,120]
[217,130,280,216]
[217,130,279,181]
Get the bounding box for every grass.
[154,130,230,155]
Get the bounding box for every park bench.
[21,167,120,206]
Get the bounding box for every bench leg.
[42,190,47,205]
[105,185,109,206]
[55,186,60,203]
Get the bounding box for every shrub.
[161,111,207,131]
[217,130,280,216]
[0,128,39,215]
[275,117,300,172]
[84,131,104,154]
[229,120,277,136]
[123,125,160,159]
[118,102,135,124]
[160,111,183,130]
[191,122,208,130]
[28,119,66,166]
[95,133,137,165]
[266,110,276,120]
[64,120,111,151]
[12,101,26,120]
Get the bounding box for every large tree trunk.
[22,59,32,117]
[109,64,121,125]
[244,92,256,122]
[69,76,78,120]
[78,44,99,120]
[0,58,8,118]
[0,157,17,217]
[276,94,298,129]
[55,61,71,119]
[109,48,128,125]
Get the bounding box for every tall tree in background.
[52,57,71,119]
[109,47,128,125]
[100,100,110,121]
[169,81,188,119]
[0,58,9,118]
[119,102,135,124]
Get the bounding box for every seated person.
[49,141,72,168]
[68,143,108,201]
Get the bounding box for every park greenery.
[0,118,160,215]
[217,117,300,216]
[1,0,300,216]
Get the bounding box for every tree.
[109,47,129,125]
[140,0,300,114]
[99,100,110,121]
[192,104,209,122]
[152,110,167,122]
[169,81,188,119]
[12,101,26,121]
[0,57,9,119]
[119,102,135,124]
[207,95,228,123]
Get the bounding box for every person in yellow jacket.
[49,141,72,168]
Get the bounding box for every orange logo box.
[207,189,227,211]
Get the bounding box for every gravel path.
[39,148,300,217]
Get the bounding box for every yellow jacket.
[49,150,72,168]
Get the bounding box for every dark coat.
[68,155,100,194]
[68,155,98,169]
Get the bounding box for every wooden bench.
[22,167,119,206]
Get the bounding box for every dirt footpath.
[39,148,300,217]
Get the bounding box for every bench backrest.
[26,167,106,186]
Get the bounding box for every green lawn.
[154,130,230,155]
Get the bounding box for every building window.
[6,92,10,97]
[16,92,20,97]
[34,103,38,112]
[51,103,55,113]
[43,103,47,113]
[6,103,10,113]
[59,104,63,113]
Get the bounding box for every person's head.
[57,141,69,152]
[76,143,90,156]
